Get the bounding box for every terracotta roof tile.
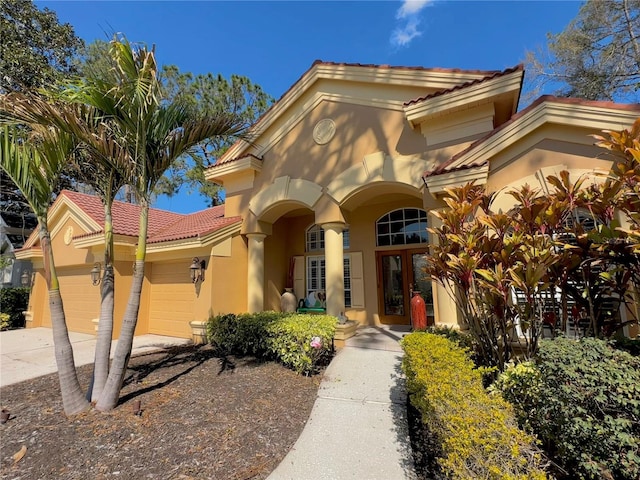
[207,153,263,172]
[148,207,241,244]
[59,191,240,244]
[404,64,523,107]
[423,95,640,178]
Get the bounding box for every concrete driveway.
[0,327,190,387]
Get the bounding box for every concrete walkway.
[0,327,190,387]
[268,325,417,480]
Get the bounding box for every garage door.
[43,266,100,335]
[148,262,195,338]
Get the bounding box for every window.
[563,208,601,232]
[306,224,350,252]
[376,208,428,246]
[306,255,352,308]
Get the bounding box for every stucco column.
[322,222,345,317]
[246,233,267,313]
[428,210,463,328]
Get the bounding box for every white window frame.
[305,254,352,308]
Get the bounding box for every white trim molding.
[424,164,490,195]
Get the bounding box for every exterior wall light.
[189,257,205,283]
[20,270,31,287]
[90,262,102,286]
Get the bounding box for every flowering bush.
[266,315,336,375]
[206,312,336,375]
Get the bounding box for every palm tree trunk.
[40,222,89,415]
[90,206,115,402]
[95,205,148,411]
[91,266,114,401]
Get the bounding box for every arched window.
[376,208,428,247]
[306,224,350,252]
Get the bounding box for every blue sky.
[38,0,582,213]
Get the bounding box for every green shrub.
[0,313,10,330]
[493,337,640,480]
[207,311,286,356]
[611,336,640,356]
[206,312,336,375]
[402,332,547,480]
[0,287,29,329]
[265,314,336,375]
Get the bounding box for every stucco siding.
[209,235,250,316]
[50,218,93,267]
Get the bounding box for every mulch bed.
[0,345,321,480]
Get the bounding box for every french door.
[375,249,432,325]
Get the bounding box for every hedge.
[206,312,336,375]
[401,332,547,479]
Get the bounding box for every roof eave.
[205,156,263,184]
[424,164,489,195]
[146,221,242,254]
[443,99,640,174]
[14,246,43,261]
[404,69,523,128]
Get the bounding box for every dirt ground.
[0,345,321,480]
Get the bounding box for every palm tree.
[1,93,128,402]
[2,36,248,412]
[72,37,248,411]
[0,124,90,415]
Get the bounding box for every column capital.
[320,222,346,232]
[245,232,267,241]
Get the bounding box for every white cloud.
[396,0,433,20]
[391,19,422,47]
[391,0,433,48]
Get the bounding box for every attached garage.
[147,261,196,337]
[43,266,100,335]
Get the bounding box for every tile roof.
[404,64,523,106]
[423,95,640,178]
[59,190,240,244]
[207,153,263,172]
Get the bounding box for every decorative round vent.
[313,118,336,145]
[64,226,74,245]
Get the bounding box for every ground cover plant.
[0,344,321,479]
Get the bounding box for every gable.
[219,62,499,164]
[254,99,428,191]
